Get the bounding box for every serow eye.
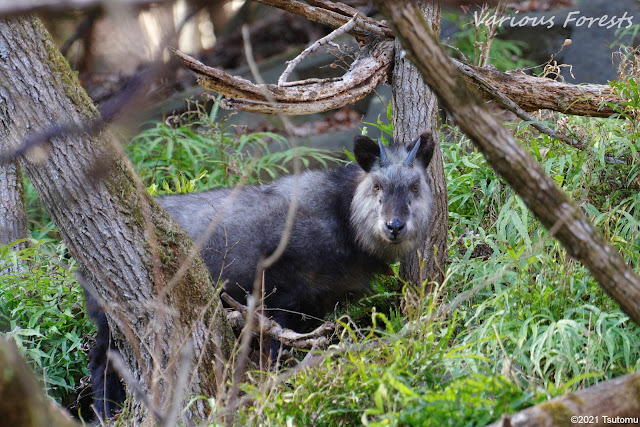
[411,184,419,192]
[373,183,381,191]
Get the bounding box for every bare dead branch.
[460,61,584,149]
[454,60,618,118]
[169,1,621,119]
[266,1,624,119]
[221,293,335,349]
[305,0,369,17]
[374,0,640,326]
[0,0,172,17]
[171,36,392,115]
[278,13,359,86]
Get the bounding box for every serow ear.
[353,135,380,172]
[412,131,435,169]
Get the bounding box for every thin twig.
[278,13,359,86]
[163,341,193,427]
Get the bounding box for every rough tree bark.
[0,162,29,252]
[392,1,447,287]
[374,0,640,323]
[0,16,234,422]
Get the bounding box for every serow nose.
[386,219,405,238]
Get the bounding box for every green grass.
[127,101,341,195]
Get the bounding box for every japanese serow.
[88,132,435,417]
[158,132,435,337]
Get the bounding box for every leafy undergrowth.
[128,101,342,195]
[0,242,93,415]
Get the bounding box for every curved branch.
[171,37,393,115]
[170,0,623,119]
[278,13,359,86]
[251,0,393,39]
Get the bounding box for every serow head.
[351,132,436,261]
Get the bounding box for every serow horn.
[378,138,390,167]
[404,136,422,166]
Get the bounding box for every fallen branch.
[251,0,393,39]
[487,372,640,426]
[173,1,621,119]
[460,61,584,149]
[221,292,335,350]
[455,60,618,118]
[287,3,621,119]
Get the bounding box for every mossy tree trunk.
[0,162,29,255]
[0,337,80,427]
[487,372,640,426]
[0,16,234,422]
[392,1,448,288]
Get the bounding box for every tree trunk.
[0,16,235,422]
[0,162,29,255]
[393,1,447,288]
[0,337,80,427]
